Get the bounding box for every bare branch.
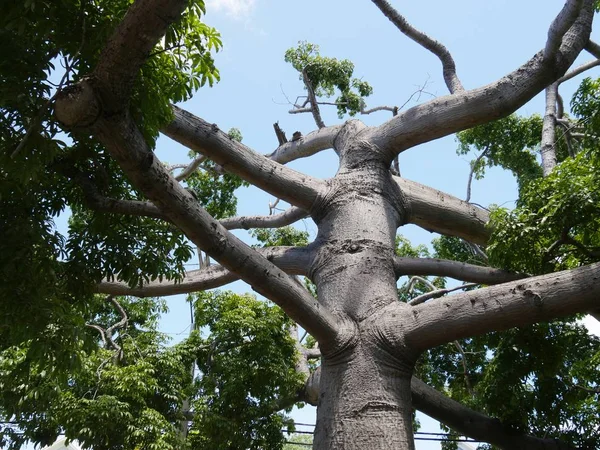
[402,262,600,351]
[97,246,313,297]
[465,146,490,203]
[406,276,436,292]
[585,39,600,58]
[302,69,326,129]
[408,283,478,306]
[366,0,594,159]
[175,154,207,182]
[393,256,526,285]
[370,0,464,94]
[395,176,490,245]
[557,58,600,84]
[163,105,326,211]
[221,206,307,230]
[268,124,342,164]
[411,377,579,449]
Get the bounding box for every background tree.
[1,1,600,450]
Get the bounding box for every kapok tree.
[5,0,600,449]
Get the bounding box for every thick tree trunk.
[315,344,415,450]
[310,129,417,449]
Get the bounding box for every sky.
[33,1,600,449]
[148,1,600,449]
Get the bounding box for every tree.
[2,0,600,449]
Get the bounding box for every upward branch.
[370,0,464,94]
[163,105,325,211]
[366,0,595,160]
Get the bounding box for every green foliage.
[186,161,249,219]
[433,235,487,267]
[457,114,544,192]
[283,433,313,449]
[487,148,600,274]
[417,320,600,450]
[252,226,310,248]
[0,296,196,450]
[285,41,373,118]
[188,291,304,450]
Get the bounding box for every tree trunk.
[310,130,417,449]
[315,343,415,450]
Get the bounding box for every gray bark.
[97,246,311,297]
[541,82,559,176]
[393,256,526,285]
[395,177,490,245]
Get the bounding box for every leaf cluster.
[188,291,305,450]
[285,41,373,118]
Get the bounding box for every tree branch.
[97,246,313,297]
[541,82,559,176]
[394,256,526,285]
[411,377,580,450]
[557,58,600,84]
[174,154,207,181]
[370,0,464,94]
[408,283,478,306]
[366,0,594,159]
[162,105,325,211]
[93,0,188,114]
[220,206,308,230]
[302,69,326,129]
[395,176,490,245]
[402,262,600,351]
[267,125,342,164]
[585,39,600,58]
[544,0,585,60]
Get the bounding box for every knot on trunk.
[54,79,101,129]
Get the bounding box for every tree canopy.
[1,1,600,450]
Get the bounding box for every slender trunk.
[541,82,558,176]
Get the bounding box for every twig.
[408,283,478,306]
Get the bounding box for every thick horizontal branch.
[402,262,600,351]
[98,246,311,297]
[162,106,325,211]
[394,256,526,285]
[395,177,490,245]
[370,0,464,94]
[268,125,342,164]
[411,377,579,450]
[366,0,594,159]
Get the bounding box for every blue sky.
[35,1,600,449]
[150,1,600,449]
